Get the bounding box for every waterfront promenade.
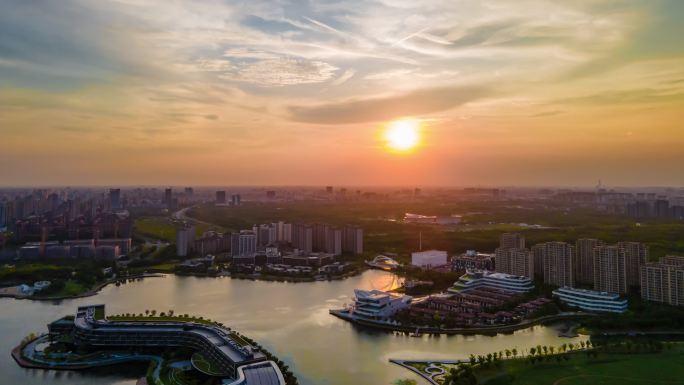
[329,309,596,335]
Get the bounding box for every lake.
[0,270,586,385]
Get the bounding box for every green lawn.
[482,350,684,385]
[31,279,88,297]
[190,352,224,376]
[128,263,177,274]
[134,216,222,242]
[134,217,178,242]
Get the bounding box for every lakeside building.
[18,238,131,260]
[451,250,494,271]
[46,305,284,384]
[282,251,335,267]
[231,230,257,257]
[552,287,628,313]
[448,270,534,294]
[575,238,604,285]
[194,231,231,256]
[411,250,448,269]
[351,289,412,320]
[593,245,627,295]
[641,255,684,306]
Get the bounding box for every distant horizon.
[0,183,683,190]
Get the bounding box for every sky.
[1,0,683,187]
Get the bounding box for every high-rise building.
[164,188,172,205]
[266,190,276,199]
[500,233,525,249]
[184,187,194,198]
[237,231,256,257]
[176,224,195,257]
[618,241,648,287]
[593,245,627,295]
[342,225,363,255]
[325,186,333,194]
[495,233,532,278]
[495,248,533,278]
[654,199,670,218]
[536,242,575,287]
[282,223,293,243]
[109,188,121,211]
[292,224,313,253]
[325,227,342,256]
[312,223,328,251]
[640,256,684,306]
[575,239,603,285]
[216,191,226,204]
[256,224,273,249]
[231,194,241,206]
[531,244,544,278]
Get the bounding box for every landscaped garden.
[431,340,684,385]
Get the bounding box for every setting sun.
[384,120,420,152]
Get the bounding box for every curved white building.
[448,270,534,294]
[352,289,412,320]
[552,287,628,313]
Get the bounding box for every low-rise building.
[449,270,534,294]
[452,250,494,271]
[411,250,448,269]
[351,289,412,320]
[552,286,628,313]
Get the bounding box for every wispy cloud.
[288,85,491,124]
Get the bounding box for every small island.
[12,304,298,385]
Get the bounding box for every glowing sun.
[384,120,420,152]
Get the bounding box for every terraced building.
[46,305,285,385]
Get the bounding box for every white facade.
[449,269,534,293]
[411,250,448,268]
[352,289,412,320]
[552,287,628,313]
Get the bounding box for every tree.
[529,347,536,357]
[145,309,149,316]
[505,349,511,359]
[512,348,518,358]
[469,354,476,365]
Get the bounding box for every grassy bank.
[479,349,684,385]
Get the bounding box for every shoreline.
[329,309,597,336]
[0,273,166,302]
[0,267,368,302]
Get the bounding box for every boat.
[410,328,423,337]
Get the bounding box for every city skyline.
[2,0,683,187]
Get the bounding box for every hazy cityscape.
[2,1,684,385]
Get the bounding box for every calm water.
[0,270,586,385]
